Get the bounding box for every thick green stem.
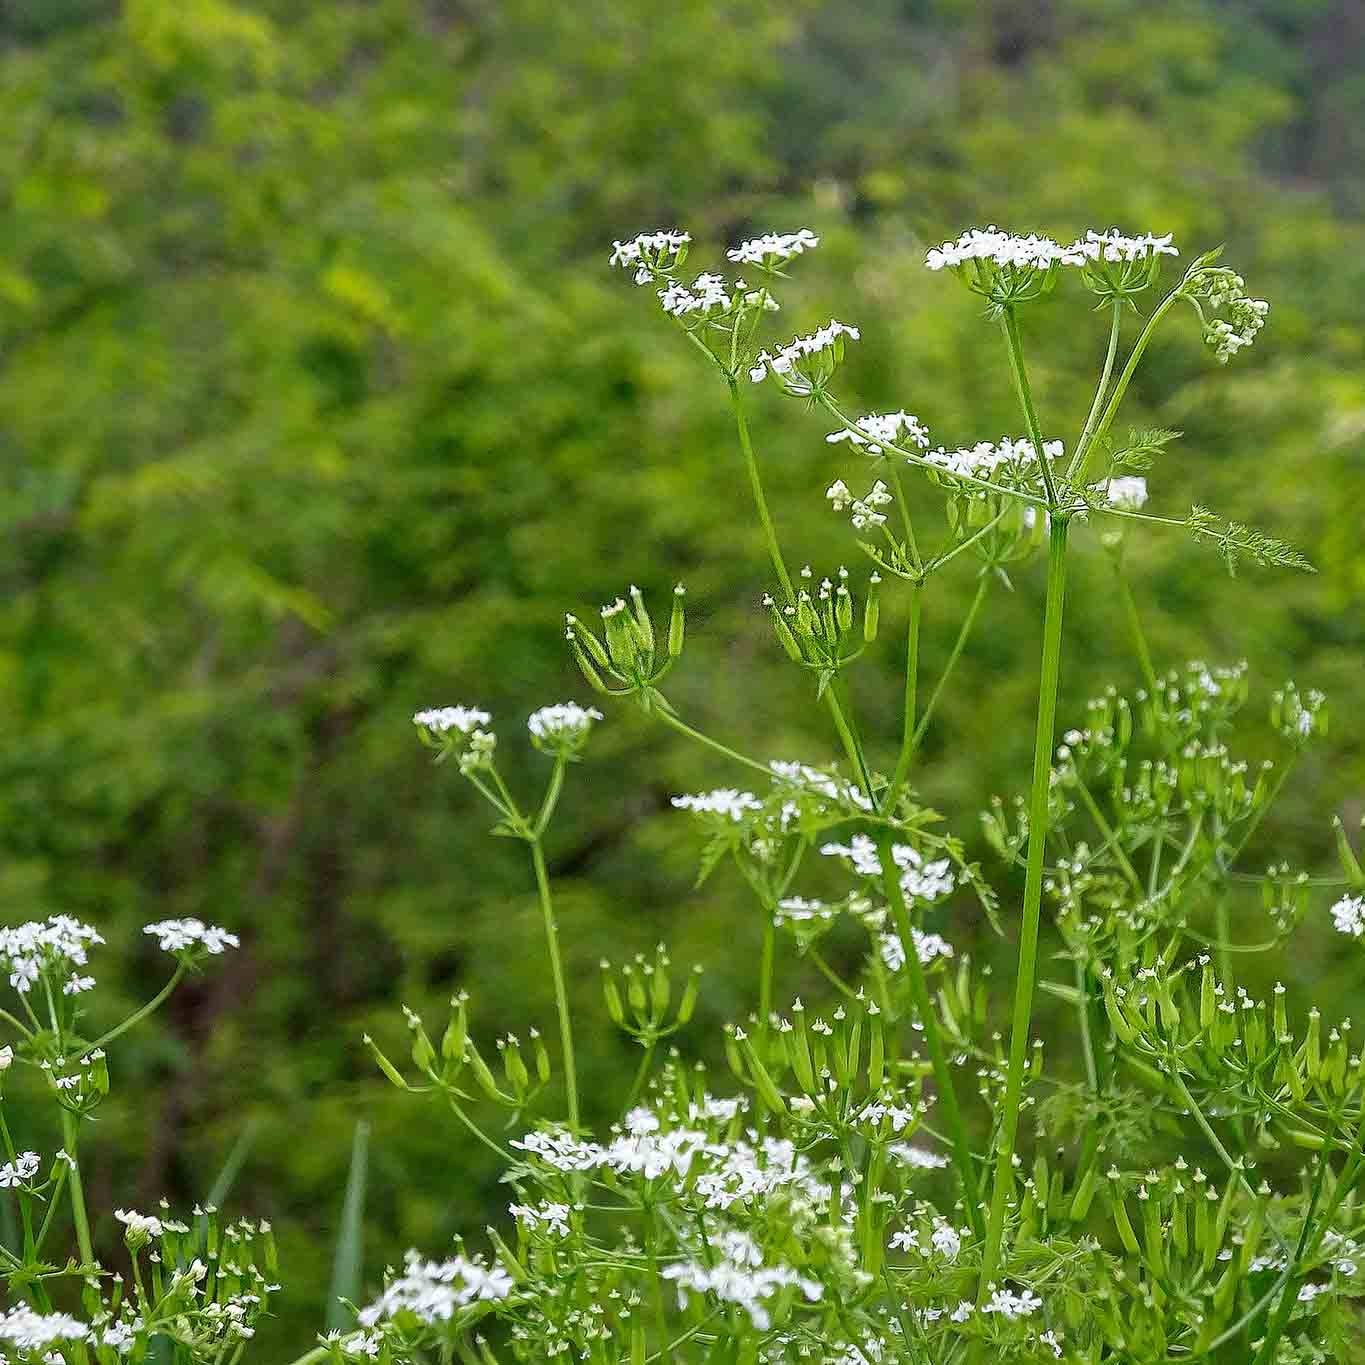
[911,576,989,750]
[885,587,922,806]
[979,518,1070,1298]
[1001,308,1058,507]
[1069,301,1124,478]
[727,379,793,601]
[531,841,579,1132]
[60,1109,95,1268]
[876,830,984,1239]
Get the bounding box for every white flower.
[826,410,930,455]
[528,702,603,755]
[62,973,96,995]
[413,705,491,736]
[0,1045,12,1071]
[1106,476,1149,510]
[726,229,819,269]
[663,1248,822,1330]
[1330,894,1365,938]
[116,1208,166,1242]
[879,930,955,972]
[888,1144,950,1169]
[143,919,240,956]
[749,320,860,392]
[0,1152,41,1188]
[0,916,104,996]
[826,479,853,510]
[926,227,1088,273]
[982,1285,1044,1319]
[359,1250,513,1327]
[1077,228,1179,263]
[671,789,763,822]
[820,833,955,901]
[658,272,733,318]
[0,1305,91,1350]
[924,436,1064,483]
[609,230,691,285]
[930,1223,962,1260]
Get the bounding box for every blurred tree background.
[1,0,1362,1351]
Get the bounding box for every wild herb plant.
[0,918,282,1359]
[5,226,1364,1365]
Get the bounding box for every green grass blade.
[325,1119,370,1333]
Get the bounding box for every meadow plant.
[4,224,1363,1363]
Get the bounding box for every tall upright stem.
[877,830,983,1239]
[1001,309,1058,507]
[979,518,1070,1297]
[60,1109,95,1268]
[727,379,794,602]
[531,841,579,1131]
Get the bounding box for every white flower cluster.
[143,919,240,956]
[663,1236,822,1329]
[726,229,819,269]
[358,1250,514,1328]
[658,273,732,318]
[115,1207,168,1240]
[528,702,603,754]
[1330,894,1364,938]
[826,410,931,455]
[748,320,860,391]
[826,478,893,531]
[820,833,956,902]
[0,1305,91,1353]
[608,230,691,285]
[0,1152,40,1188]
[924,436,1064,483]
[511,1115,827,1212]
[879,928,955,970]
[1106,476,1149,510]
[508,1200,572,1238]
[768,759,874,815]
[981,1285,1045,1319]
[926,225,1176,273]
[1,915,103,995]
[671,788,763,822]
[413,705,491,736]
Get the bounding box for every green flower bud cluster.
[565,584,684,712]
[766,567,878,695]
[600,945,701,1047]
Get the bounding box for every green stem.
[446,1094,515,1165]
[1070,300,1123,477]
[727,378,793,601]
[280,1350,330,1365]
[626,1042,657,1109]
[806,947,861,1002]
[655,710,773,781]
[60,1109,94,1268]
[530,840,579,1132]
[84,966,185,1054]
[1074,958,1099,1096]
[878,451,922,571]
[979,517,1070,1298]
[1001,308,1058,507]
[0,1007,32,1039]
[1074,285,1183,485]
[1071,774,1143,892]
[824,688,876,806]
[876,830,984,1239]
[910,576,989,750]
[885,586,922,806]
[534,758,567,836]
[757,918,776,1043]
[1116,564,1158,693]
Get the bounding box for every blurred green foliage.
[0,0,1362,1351]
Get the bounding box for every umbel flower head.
[565,584,685,710]
[528,702,603,760]
[413,705,497,774]
[748,320,859,396]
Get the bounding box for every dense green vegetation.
[1,0,1362,1351]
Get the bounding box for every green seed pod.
[772,611,805,664]
[724,1027,746,1081]
[1111,1190,1140,1255]
[1200,962,1216,1032]
[486,1226,523,1280]
[466,1042,506,1104]
[363,1034,409,1091]
[1305,1008,1323,1080]
[531,1031,551,1085]
[602,969,626,1028]
[570,617,612,670]
[651,958,671,1019]
[1333,815,1365,887]
[1142,1194,1165,1276]
[867,1010,884,1091]
[628,584,655,655]
[863,576,881,643]
[741,1038,787,1114]
[626,967,648,1016]
[1193,1187,1212,1261]
[677,966,701,1025]
[571,642,611,695]
[442,998,469,1064]
[1170,1196,1188,1257]
[1105,984,1137,1045]
[668,586,686,658]
[501,1037,530,1096]
[788,1007,816,1095]
[404,1008,436,1073]
[1069,1161,1099,1221]
[835,584,853,634]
